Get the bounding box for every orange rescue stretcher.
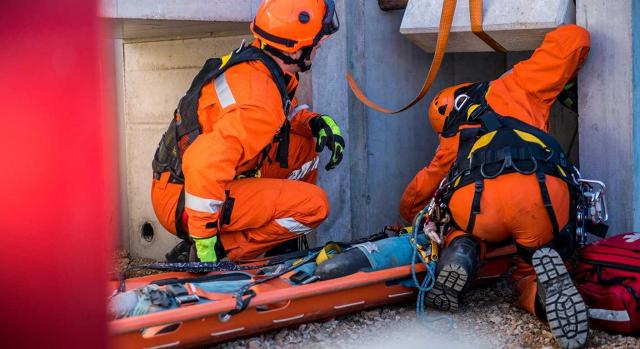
[109,233,515,349]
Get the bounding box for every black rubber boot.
[165,240,193,263]
[425,236,480,311]
[532,247,589,349]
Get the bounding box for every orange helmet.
[429,83,474,133]
[251,0,339,53]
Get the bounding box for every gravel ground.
[114,251,640,349]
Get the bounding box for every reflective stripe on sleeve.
[287,104,310,121]
[275,218,313,235]
[288,156,319,181]
[589,308,630,322]
[185,192,223,214]
[214,72,236,109]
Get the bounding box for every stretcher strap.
[346,0,505,115]
[469,0,507,53]
[346,0,458,114]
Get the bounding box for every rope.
[409,204,454,328]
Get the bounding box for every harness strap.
[347,0,505,114]
[469,0,507,52]
[466,178,484,233]
[346,0,458,114]
[175,188,190,241]
[536,170,560,235]
[275,120,291,168]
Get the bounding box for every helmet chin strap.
[264,45,314,72]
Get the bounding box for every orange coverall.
[152,47,329,260]
[400,25,590,314]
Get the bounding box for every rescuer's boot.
[425,236,480,311]
[532,247,589,349]
[165,240,193,263]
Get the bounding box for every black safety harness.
[439,82,583,263]
[152,44,293,240]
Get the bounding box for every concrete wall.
[577,0,636,234]
[113,1,599,259]
[119,34,313,258]
[401,0,575,52]
[310,1,578,242]
[121,35,249,258]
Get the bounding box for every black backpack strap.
[175,188,190,241]
[466,177,484,233]
[536,169,560,235]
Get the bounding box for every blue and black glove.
[310,115,345,171]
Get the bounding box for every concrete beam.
[101,0,260,41]
[401,0,575,52]
[101,0,260,21]
[313,0,353,243]
[107,19,250,41]
[577,0,635,234]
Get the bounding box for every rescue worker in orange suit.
[151,0,344,263]
[400,25,590,349]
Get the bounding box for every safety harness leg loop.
[536,170,560,235]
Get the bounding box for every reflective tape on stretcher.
[185,192,223,214]
[288,156,319,181]
[275,217,313,234]
[589,308,630,322]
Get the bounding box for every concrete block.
[125,123,181,259]
[125,69,198,124]
[578,0,634,234]
[111,19,251,41]
[401,0,575,52]
[119,35,314,258]
[108,0,260,22]
[124,36,251,72]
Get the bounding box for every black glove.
[310,115,345,170]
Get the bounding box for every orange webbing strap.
[469,0,506,53]
[346,0,458,114]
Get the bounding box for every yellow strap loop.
[467,130,497,159]
[316,242,342,265]
[513,130,548,149]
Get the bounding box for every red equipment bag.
[573,232,640,335]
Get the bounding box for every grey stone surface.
[401,0,575,52]
[121,35,252,259]
[634,1,640,232]
[316,1,509,238]
[111,0,628,259]
[101,0,260,41]
[109,19,250,41]
[102,0,260,22]
[313,0,352,243]
[578,1,635,234]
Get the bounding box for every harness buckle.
[511,156,538,175]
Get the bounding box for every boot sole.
[425,264,467,312]
[532,248,589,349]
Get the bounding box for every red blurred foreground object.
[0,1,117,348]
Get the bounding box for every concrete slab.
[109,19,250,41]
[401,0,575,52]
[101,0,260,41]
[125,123,182,259]
[122,35,252,258]
[578,1,634,234]
[102,0,260,22]
[120,34,315,258]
